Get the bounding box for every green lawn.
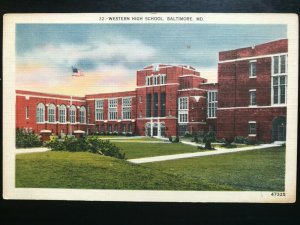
[145,147,285,191]
[16,147,285,191]
[15,151,212,190]
[115,142,200,159]
[92,136,162,142]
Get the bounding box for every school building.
[16,39,287,143]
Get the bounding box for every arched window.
[79,106,86,124]
[36,103,45,123]
[58,105,66,123]
[48,104,56,123]
[69,105,76,124]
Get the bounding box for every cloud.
[17,34,157,71]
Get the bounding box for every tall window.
[146,76,152,86]
[160,74,167,84]
[69,105,76,123]
[114,124,118,132]
[153,93,158,117]
[122,97,132,120]
[249,90,257,106]
[272,55,287,105]
[58,105,66,123]
[146,94,152,117]
[207,91,218,118]
[249,61,256,77]
[108,99,118,120]
[48,104,56,123]
[249,121,257,135]
[26,106,29,119]
[160,92,166,117]
[153,75,159,85]
[178,97,188,123]
[79,106,86,123]
[95,99,104,121]
[36,103,45,123]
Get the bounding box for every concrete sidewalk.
[127,143,282,164]
[16,147,50,154]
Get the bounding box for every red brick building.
[15,39,287,142]
[217,39,287,142]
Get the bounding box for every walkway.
[16,147,50,154]
[127,143,282,164]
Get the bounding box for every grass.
[16,146,285,191]
[145,147,286,191]
[92,135,161,141]
[115,142,200,159]
[15,151,212,190]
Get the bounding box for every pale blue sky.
[16,24,287,95]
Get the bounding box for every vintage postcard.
[3,13,298,202]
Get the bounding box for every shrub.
[174,136,180,143]
[234,136,247,144]
[184,132,192,138]
[221,143,237,148]
[203,131,215,150]
[168,136,173,142]
[16,128,43,148]
[45,136,125,159]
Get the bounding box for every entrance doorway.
[145,122,165,137]
[272,116,286,142]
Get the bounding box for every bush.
[184,132,192,138]
[203,131,215,150]
[16,128,43,148]
[221,143,237,148]
[174,136,180,143]
[234,136,247,144]
[45,136,125,159]
[168,136,173,142]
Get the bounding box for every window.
[79,106,86,123]
[153,93,158,117]
[122,97,132,119]
[58,105,66,123]
[249,90,257,106]
[128,124,132,133]
[249,61,256,77]
[108,99,118,120]
[139,96,142,103]
[146,94,152,117]
[146,76,152,86]
[179,97,188,110]
[69,105,76,123]
[95,99,104,121]
[153,64,159,72]
[153,75,159,85]
[114,124,118,132]
[26,106,29,119]
[36,103,45,123]
[48,104,56,123]
[160,93,166,117]
[121,124,126,133]
[108,124,112,133]
[249,122,257,135]
[207,91,218,118]
[160,74,167,84]
[178,97,188,123]
[272,55,287,105]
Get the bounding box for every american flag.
[72,66,84,76]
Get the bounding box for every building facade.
[15,39,287,143]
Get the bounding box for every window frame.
[36,103,45,123]
[48,103,56,123]
[249,89,257,106]
[108,98,118,121]
[207,90,218,118]
[95,99,104,121]
[248,121,257,136]
[122,97,132,120]
[79,106,86,124]
[58,104,67,124]
[178,97,189,124]
[272,54,288,105]
[69,105,76,124]
[249,60,257,78]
